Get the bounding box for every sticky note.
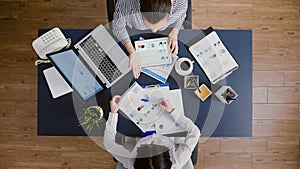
[194,84,212,101]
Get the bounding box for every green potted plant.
[79,106,104,133]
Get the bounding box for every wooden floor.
[0,0,299,168]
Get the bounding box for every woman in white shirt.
[104,96,200,169]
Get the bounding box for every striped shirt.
[112,0,188,44]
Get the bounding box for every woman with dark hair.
[112,0,188,79]
[104,96,200,169]
[134,144,172,169]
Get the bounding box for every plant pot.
[79,106,103,133]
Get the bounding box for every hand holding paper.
[110,95,121,114]
[168,28,179,55]
[129,51,141,79]
[158,98,174,113]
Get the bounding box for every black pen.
[192,78,201,94]
[226,97,237,101]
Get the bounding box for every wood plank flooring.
[0,0,299,168]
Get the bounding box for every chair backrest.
[106,0,192,28]
[106,0,116,23]
[183,0,192,29]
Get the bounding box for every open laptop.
[47,49,104,101]
[46,24,130,101]
[74,24,130,88]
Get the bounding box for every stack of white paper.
[118,82,185,134]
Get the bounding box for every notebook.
[43,67,73,99]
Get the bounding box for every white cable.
[35,59,51,66]
[65,38,72,49]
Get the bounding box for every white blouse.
[104,110,200,169]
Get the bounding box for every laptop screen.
[49,49,104,101]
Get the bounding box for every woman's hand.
[129,51,141,79]
[168,28,179,55]
[110,95,121,114]
[125,42,141,79]
[158,98,174,113]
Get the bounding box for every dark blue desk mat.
[37,29,252,137]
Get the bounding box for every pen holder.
[215,86,238,104]
[184,75,199,89]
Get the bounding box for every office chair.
[106,0,192,29]
[106,0,116,24]
[183,0,192,29]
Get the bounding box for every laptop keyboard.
[79,35,122,83]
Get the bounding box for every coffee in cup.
[180,61,191,71]
[175,57,194,76]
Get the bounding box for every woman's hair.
[134,144,172,169]
[140,0,172,24]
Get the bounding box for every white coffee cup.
[175,57,194,76]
